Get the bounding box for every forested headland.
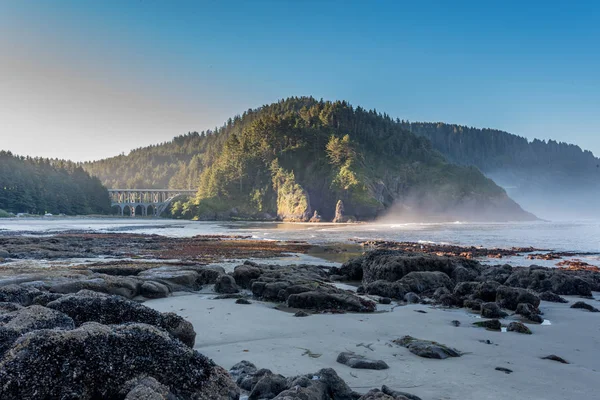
[84,97,535,222]
[0,151,110,216]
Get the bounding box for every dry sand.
[147,292,600,400]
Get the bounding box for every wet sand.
[147,292,600,400]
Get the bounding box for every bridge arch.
[108,189,197,217]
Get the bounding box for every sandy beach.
[148,291,600,400]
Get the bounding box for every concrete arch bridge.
[108,189,196,217]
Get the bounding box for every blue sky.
[1,0,598,161]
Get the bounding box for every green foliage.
[0,209,13,218]
[0,151,111,215]
[82,96,533,221]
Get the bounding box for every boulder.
[0,302,23,314]
[381,386,422,400]
[228,360,258,388]
[46,290,196,347]
[570,301,599,312]
[515,303,544,323]
[336,352,389,370]
[236,298,251,305]
[473,319,501,331]
[481,302,508,319]
[453,281,480,298]
[393,336,461,359]
[495,286,540,311]
[539,291,568,303]
[542,355,569,364]
[507,321,532,334]
[477,264,513,284]
[403,292,421,304]
[120,376,174,400]
[398,271,454,294]
[196,266,227,285]
[287,291,376,313]
[504,268,592,297]
[233,263,263,289]
[139,281,170,299]
[0,284,42,306]
[0,305,75,354]
[214,275,240,294]
[49,276,142,299]
[463,298,483,311]
[473,281,500,302]
[273,368,358,400]
[30,292,63,306]
[249,373,288,400]
[137,267,200,291]
[348,250,481,285]
[0,322,239,400]
[364,280,407,299]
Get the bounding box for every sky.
[0,0,599,161]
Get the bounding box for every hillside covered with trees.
[402,122,600,218]
[85,97,534,222]
[0,151,110,215]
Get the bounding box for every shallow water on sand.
[1,217,599,266]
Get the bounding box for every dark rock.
[0,302,23,314]
[137,267,200,291]
[120,376,174,400]
[539,291,568,303]
[0,305,75,354]
[478,264,513,284]
[570,301,599,312]
[393,335,461,359]
[47,290,196,347]
[236,298,251,305]
[504,268,592,297]
[196,266,227,285]
[273,368,358,400]
[451,320,461,327]
[463,298,483,311]
[379,297,392,305]
[229,360,258,388]
[473,319,501,331]
[0,284,42,306]
[398,271,454,294]
[473,281,500,302]
[355,251,482,285]
[287,291,376,313]
[381,385,422,400]
[364,280,407,299]
[336,351,389,370]
[404,292,421,304]
[495,367,513,374]
[139,281,170,299]
[542,355,569,364]
[507,321,532,334]
[438,293,459,307]
[0,322,239,400]
[249,373,288,400]
[358,389,398,400]
[237,368,274,392]
[294,310,310,317]
[30,292,63,306]
[50,275,142,299]
[515,303,544,323]
[453,281,480,298]
[451,266,480,283]
[214,275,240,294]
[496,286,540,311]
[481,302,508,319]
[433,286,451,299]
[233,263,263,289]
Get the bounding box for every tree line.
[0,151,110,215]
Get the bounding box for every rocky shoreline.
[0,234,599,399]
